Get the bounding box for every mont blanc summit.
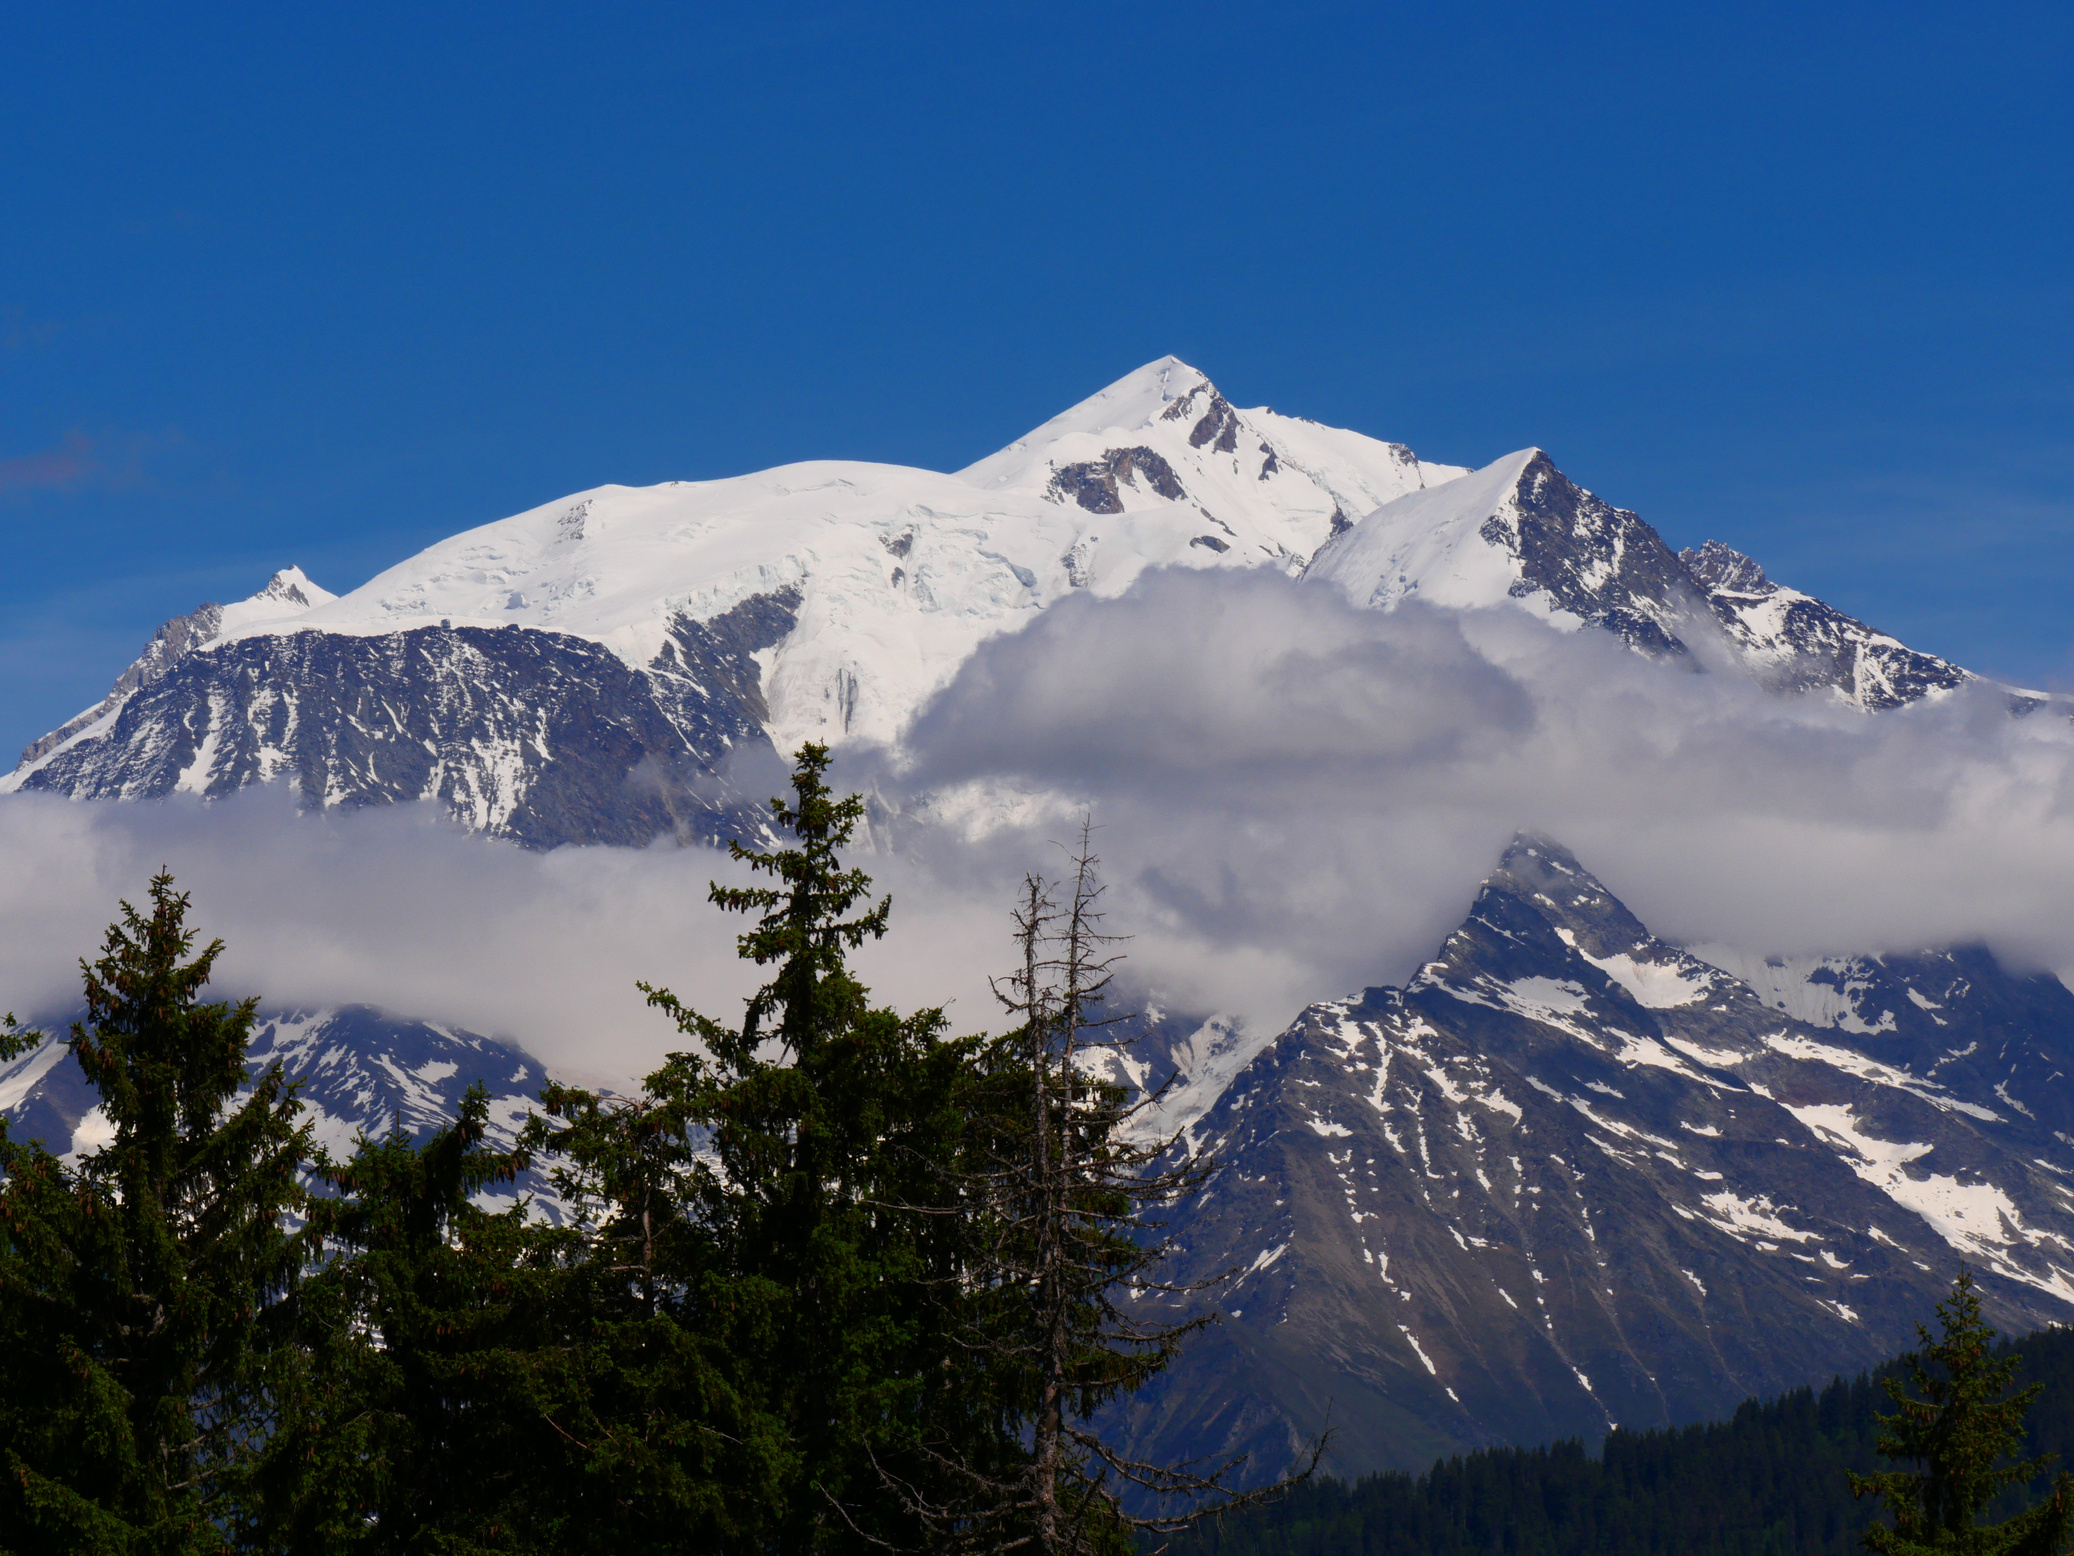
[3,358,1978,845]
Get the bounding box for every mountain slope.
[1163,1326,2074,1556]
[1121,839,2074,1480]
[1306,457,1977,707]
[1304,448,1707,658]
[11,602,795,847]
[1681,538,1972,709]
[0,1006,559,1211]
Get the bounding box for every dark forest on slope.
[1162,1321,2074,1556]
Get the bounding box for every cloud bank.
[4,566,2072,1084]
[878,568,2074,1019]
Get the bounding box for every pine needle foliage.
[632,741,1018,1550]
[517,1071,789,1551]
[251,1086,601,1552]
[1850,1266,2074,1555]
[0,873,310,1555]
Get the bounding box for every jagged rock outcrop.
[1680,538,1971,709]
[11,592,799,849]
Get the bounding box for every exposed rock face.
[1305,449,1708,661]
[18,601,226,769]
[1121,840,2074,1480]
[1308,450,1988,708]
[17,567,348,771]
[1045,445,1189,512]
[1488,452,1708,658]
[1679,539,1972,709]
[1683,537,1771,595]
[1178,387,1241,452]
[14,592,799,850]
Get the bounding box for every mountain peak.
[251,565,330,608]
[956,357,1216,487]
[1056,355,1217,431]
[1305,447,1703,657]
[219,565,337,636]
[1415,834,1719,1016]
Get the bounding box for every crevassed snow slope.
[185,357,1466,755]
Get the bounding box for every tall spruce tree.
[1851,1266,2074,1555]
[0,873,309,1555]
[635,741,1024,1550]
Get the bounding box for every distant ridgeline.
[1161,1323,2074,1556]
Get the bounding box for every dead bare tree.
[890,822,1321,1554]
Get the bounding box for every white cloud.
[5,566,2073,1086]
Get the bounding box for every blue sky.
[3,1,2070,759]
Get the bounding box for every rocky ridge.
[1680,538,1973,709]
[11,593,800,849]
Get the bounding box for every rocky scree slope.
[1116,840,2074,1481]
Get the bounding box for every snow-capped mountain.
[0,1006,558,1210]
[5,357,2059,1484]
[1116,839,2074,1480]
[1306,452,1977,708]
[4,357,1982,845]
[1304,448,1706,657]
[2,360,1466,840]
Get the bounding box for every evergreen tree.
[635,741,1018,1550]
[1851,1266,2074,1555]
[0,873,310,1555]
[516,1071,788,1551]
[253,1085,598,1552]
[1161,1319,2074,1556]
